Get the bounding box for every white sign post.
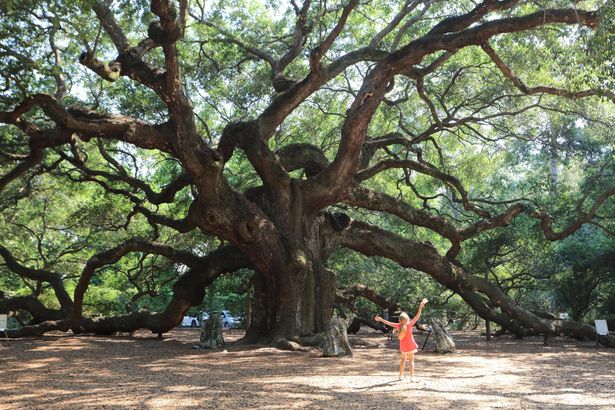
[0,314,8,344]
[595,319,609,346]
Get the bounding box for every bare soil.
[1,328,614,409]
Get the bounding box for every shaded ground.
[1,328,614,409]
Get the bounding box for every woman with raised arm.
[375,298,428,381]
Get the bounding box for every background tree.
[1,0,614,349]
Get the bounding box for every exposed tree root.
[299,333,324,346]
[348,336,379,348]
[274,338,311,352]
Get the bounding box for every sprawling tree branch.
[70,238,204,326]
[275,0,312,80]
[337,283,401,317]
[91,0,131,53]
[343,187,461,244]
[304,7,600,210]
[1,94,174,153]
[355,158,491,218]
[3,244,250,338]
[481,42,615,103]
[0,244,73,316]
[427,0,521,36]
[332,218,614,345]
[531,184,615,241]
[310,0,358,71]
[87,1,166,93]
[59,149,191,206]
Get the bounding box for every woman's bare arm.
[411,299,428,324]
[374,315,398,328]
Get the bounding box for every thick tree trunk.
[243,214,337,347]
[253,260,336,343]
[272,265,302,340]
[195,314,225,349]
[322,317,352,357]
[430,318,456,353]
[243,273,270,343]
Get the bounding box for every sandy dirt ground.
[1,328,614,409]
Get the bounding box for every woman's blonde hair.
[398,312,410,339]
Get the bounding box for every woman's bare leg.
[408,351,415,379]
[399,352,408,380]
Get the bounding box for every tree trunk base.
[430,318,456,353]
[194,314,224,349]
[322,318,352,357]
[235,326,323,351]
[598,335,615,348]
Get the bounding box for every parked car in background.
[211,310,237,328]
[180,312,209,328]
[180,310,238,329]
[181,316,198,328]
[234,314,245,329]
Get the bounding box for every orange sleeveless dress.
[394,322,418,353]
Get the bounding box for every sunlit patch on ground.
[2,329,614,409]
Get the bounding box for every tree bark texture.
[430,318,456,353]
[322,317,353,357]
[196,314,225,349]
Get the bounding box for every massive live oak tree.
[1,0,614,349]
